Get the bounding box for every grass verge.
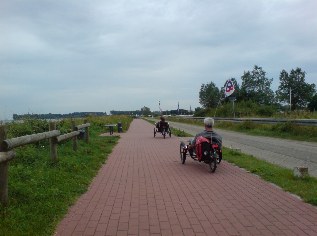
[223,148,317,206]
[167,116,317,143]
[170,127,192,137]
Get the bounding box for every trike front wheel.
[209,154,217,173]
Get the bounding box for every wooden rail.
[2,130,61,150]
[56,131,80,143]
[0,121,90,206]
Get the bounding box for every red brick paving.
[55,119,317,236]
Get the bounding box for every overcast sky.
[1,0,316,120]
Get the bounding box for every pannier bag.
[195,136,211,161]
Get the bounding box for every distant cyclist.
[156,116,168,131]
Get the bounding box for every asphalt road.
[166,120,317,178]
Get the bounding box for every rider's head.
[160,116,165,121]
[204,117,214,130]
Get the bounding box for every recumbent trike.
[154,121,172,139]
[179,136,222,173]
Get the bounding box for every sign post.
[224,79,236,117]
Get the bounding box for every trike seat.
[156,121,169,131]
[154,121,171,138]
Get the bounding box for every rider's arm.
[188,135,198,149]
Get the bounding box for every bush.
[194,108,210,117]
[256,105,275,116]
[197,101,279,118]
[8,119,49,138]
[238,120,256,130]
[272,122,297,133]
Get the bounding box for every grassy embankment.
[0,115,133,236]
[169,116,317,142]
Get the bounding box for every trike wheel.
[217,150,222,164]
[179,142,186,164]
[163,130,166,139]
[209,154,217,173]
[154,128,156,137]
[217,155,222,164]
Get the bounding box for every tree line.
[13,112,107,120]
[199,65,317,116]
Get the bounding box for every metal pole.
[233,99,235,118]
[290,88,292,111]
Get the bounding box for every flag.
[159,101,162,113]
[224,79,235,97]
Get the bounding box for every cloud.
[0,0,316,120]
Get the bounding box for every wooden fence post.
[49,122,58,162]
[72,120,78,151]
[84,120,89,144]
[0,125,9,206]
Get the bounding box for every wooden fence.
[0,121,90,206]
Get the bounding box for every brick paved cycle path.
[55,119,317,236]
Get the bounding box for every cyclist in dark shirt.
[189,117,222,155]
[156,116,169,132]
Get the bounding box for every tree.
[308,94,317,112]
[240,65,275,105]
[141,106,151,116]
[199,82,221,109]
[276,68,316,110]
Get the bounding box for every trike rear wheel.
[179,142,186,164]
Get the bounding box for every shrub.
[238,120,256,130]
[256,105,275,116]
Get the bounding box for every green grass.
[216,121,317,142]
[167,116,317,142]
[0,116,132,236]
[170,127,192,137]
[223,148,317,206]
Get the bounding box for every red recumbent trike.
[154,121,172,139]
[179,136,222,173]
